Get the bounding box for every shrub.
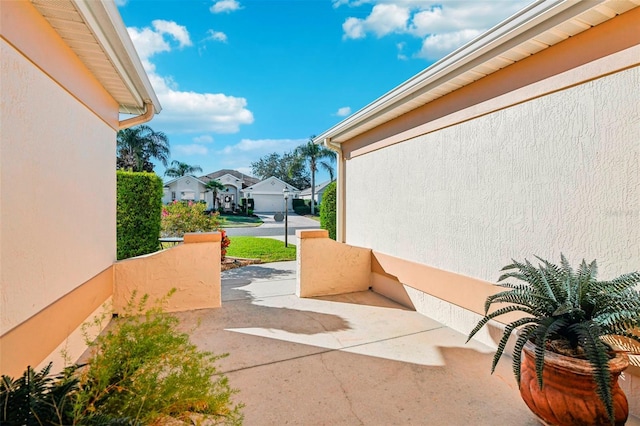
[320,181,336,240]
[117,171,163,260]
[294,205,311,215]
[161,200,222,237]
[1,294,243,425]
[73,293,243,425]
[220,229,230,260]
[292,198,306,209]
[1,363,79,425]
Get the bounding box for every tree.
[164,161,203,178]
[251,151,310,190]
[295,137,336,214]
[116,125,170,172]
[205,180,225,210]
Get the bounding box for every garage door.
[253,194,287,213]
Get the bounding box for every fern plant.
[467,254,640,424]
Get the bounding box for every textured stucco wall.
[296,230,371,297]
[345,66,639,283]
[1,41,117,334]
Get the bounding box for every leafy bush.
[220,229,231,260]
[294,205,311,215]
[1,363,79,425]
[73,293,243,424]
[1,294,243,425]
[320,181,336,240]
[161,200,222,237]
[292,199,306,209]
[117,171,163,260]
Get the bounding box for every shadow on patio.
[173,261,541,425]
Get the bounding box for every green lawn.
[219,214,263,228]
[226,236,296,263]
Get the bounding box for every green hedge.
[320,181,336,240]
[117,171,163,260]
[292,198,306,209]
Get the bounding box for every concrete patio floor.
[173,261,637,425]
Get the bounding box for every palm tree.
[117,125,170,172]
[164,161,203,178]
[295,137,336,214]
[205,180,225,210]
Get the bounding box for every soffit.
[321,0,639,144]
[30,0,147,114]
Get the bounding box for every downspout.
[323,137,345,243]
[118,100,155,130]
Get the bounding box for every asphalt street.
[223,213,321,237]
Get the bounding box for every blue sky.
[117,0,531,184]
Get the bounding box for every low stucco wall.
[296,230,371,297]
[113,232,222,314]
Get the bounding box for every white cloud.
[211,138,305,173]
[210,0,242,14]
[336,106,351,117]
[127,22,253,134]
[115,0,128,6]
[151,20,192,47]
[194,135,214,144]
[396,42,407,60]
[205,29,228,43]
[220,138,305,155]
[174,144,209,156]
[417,29,482,60]
[338,1,531,60]
[343,4,409,39]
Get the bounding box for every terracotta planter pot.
[520,340,629,426]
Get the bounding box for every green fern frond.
[490,317,539,374]
[512,325,537,387]
[571,322,614,423]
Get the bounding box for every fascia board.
[72,0,161,115]
[314,0,603,144]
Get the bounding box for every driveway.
[174,261,543,425]
[224,213,321,237]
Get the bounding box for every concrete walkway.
[173,261,557,425]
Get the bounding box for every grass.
[226,236,296,263]
[220,215,263,228]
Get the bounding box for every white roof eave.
[70,0,161,115]
[314,0,610,145]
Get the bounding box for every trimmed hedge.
[117,171,163,260]
[320,181,336,240]
[292,198,306,209]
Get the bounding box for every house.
[199,169,260,211]
[241,176,300,213]
[308,0,639,416]
[163,175,208,205]
[299,180,332,206]
[1,0,160,377]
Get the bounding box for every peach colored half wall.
[113,233,222,314]
[0,267,113,378]
[296,230,371,297]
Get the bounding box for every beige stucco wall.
[1,1,120,376]
[113,233,222,313]
[1,42,117,334]
[345,64,639,283]
[296,230,371,297]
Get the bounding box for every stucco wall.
[1,41,117,334]
[345,65,639,283]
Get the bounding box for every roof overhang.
[30,0,160,116]
[314,0,639,145]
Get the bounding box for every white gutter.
[314,0,603,144]
[323,138,345,242]
[72,0,161,121]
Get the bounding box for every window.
[171,191,176,200]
